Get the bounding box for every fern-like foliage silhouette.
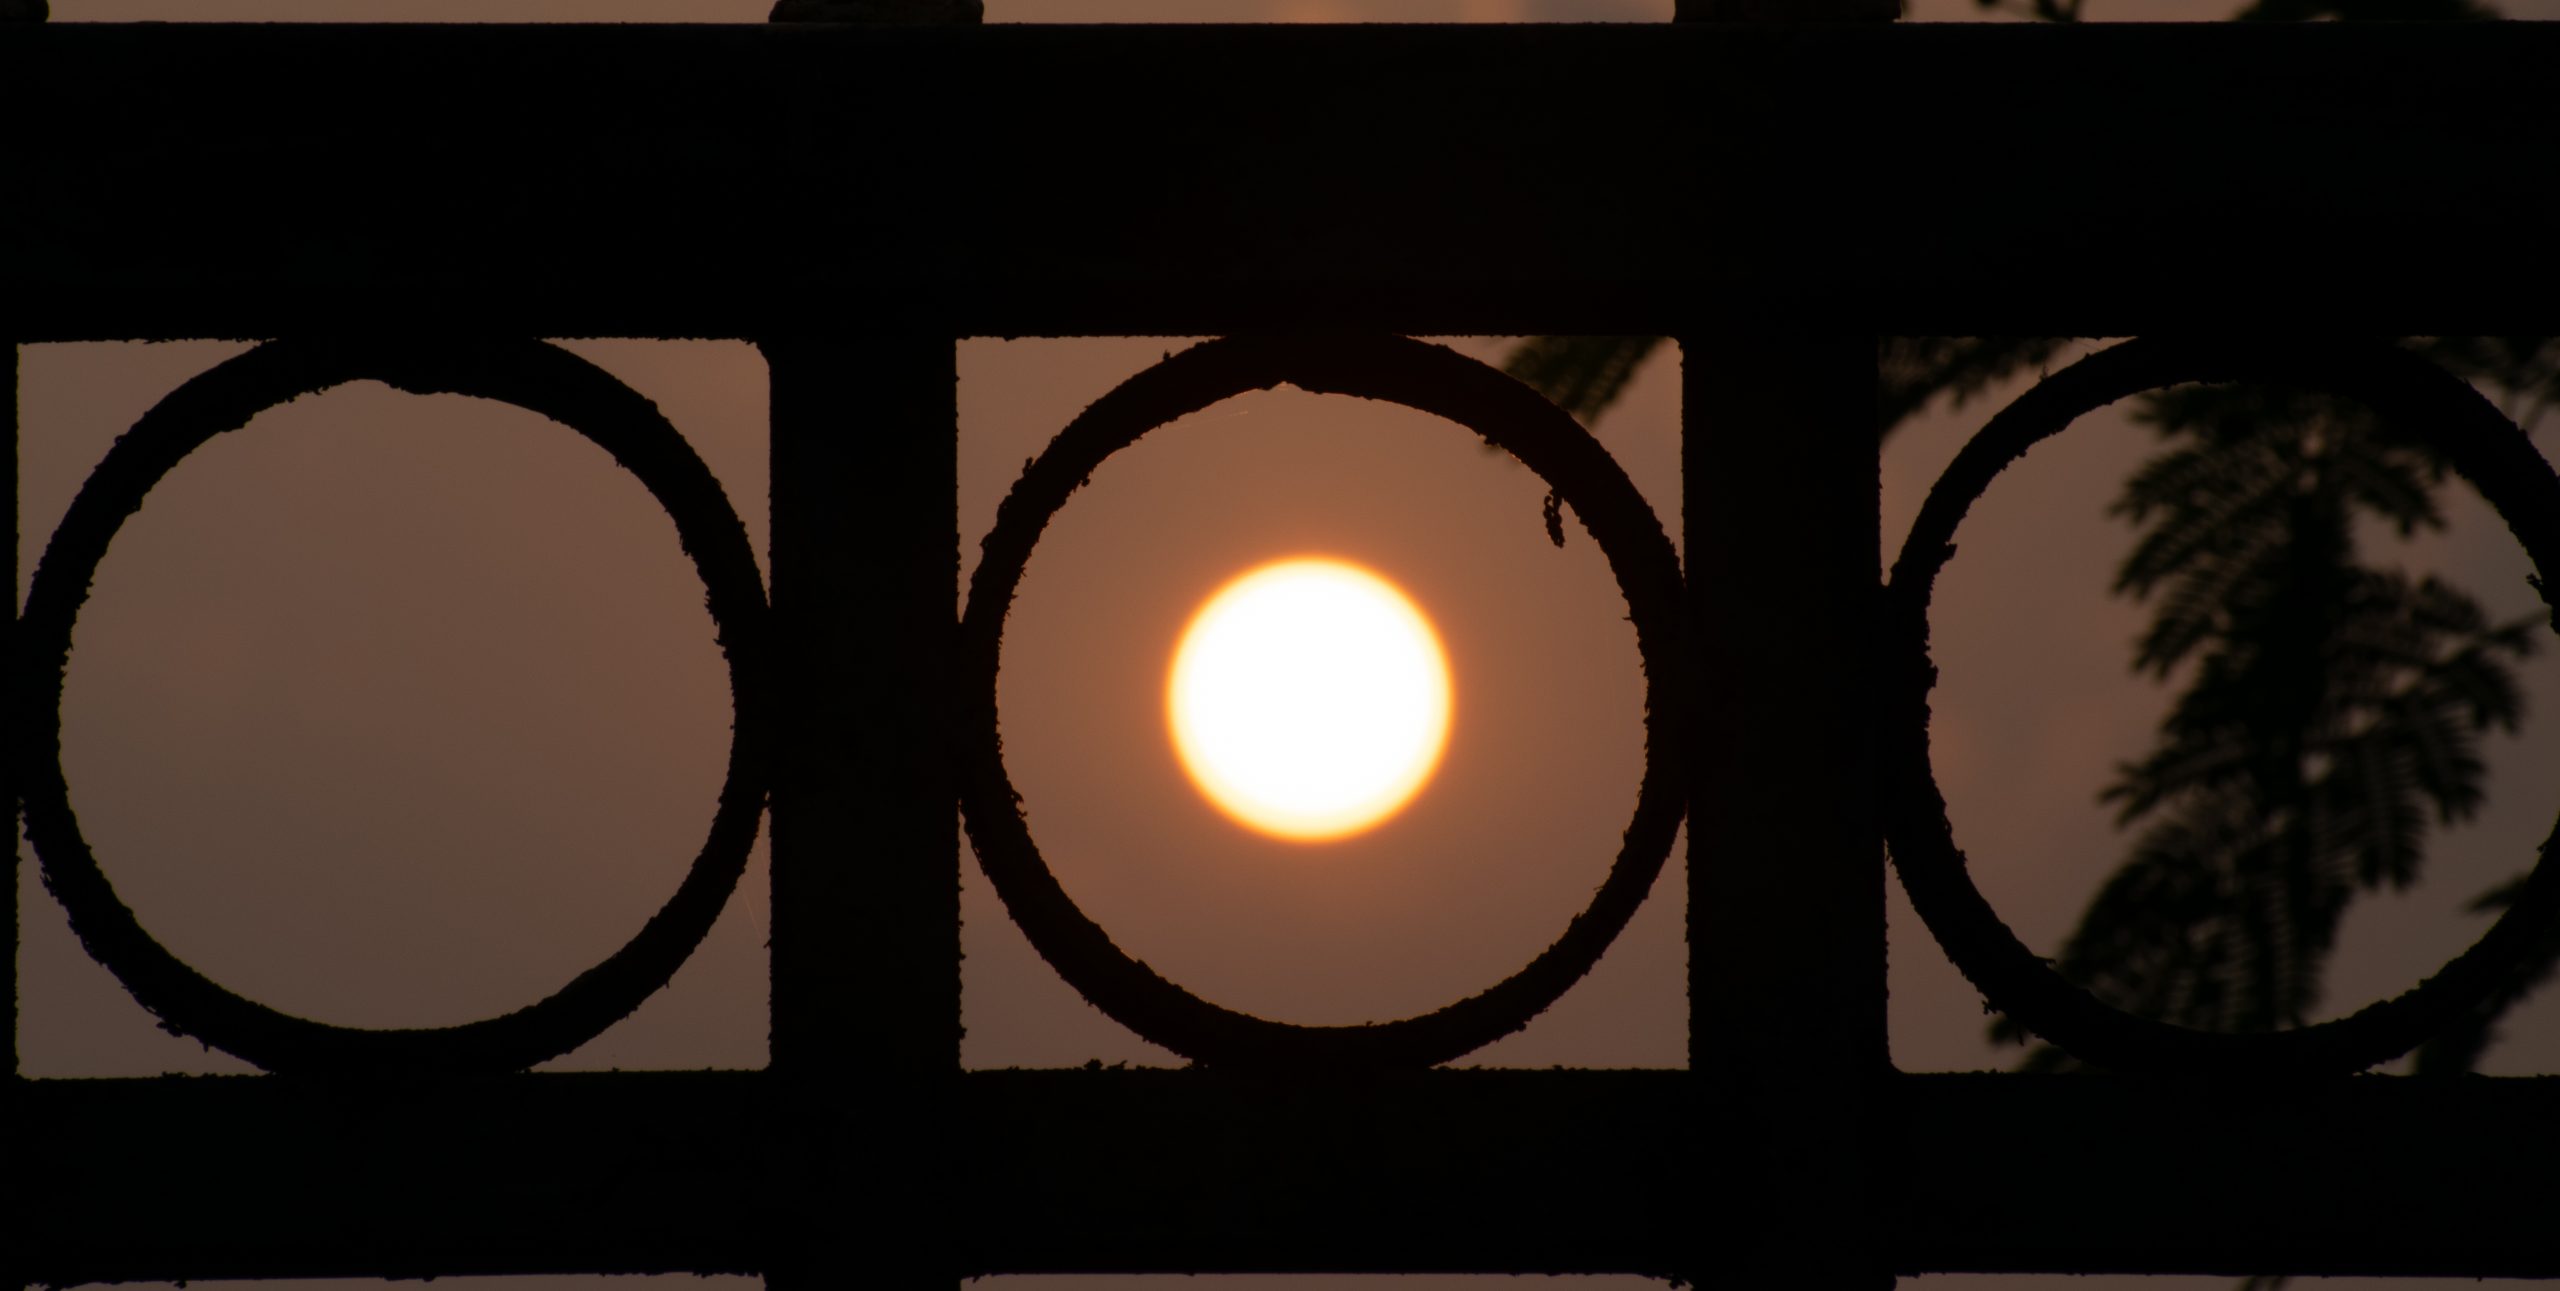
[1995,377,2539,1064]
[1505,335,2560,1084]
[1507,11,2553,1291]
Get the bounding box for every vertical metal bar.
[1683,331,1888,1287]
[750,6,978,1274]
[762,334,959,1287]
[7,342,21,1291]
[7,341,19,1085]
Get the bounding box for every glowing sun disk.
[1167,557,1453,843]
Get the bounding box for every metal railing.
[8,11,2559,1288]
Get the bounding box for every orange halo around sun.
[1166,556,1454,843]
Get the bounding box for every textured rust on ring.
[14,337,770,1075]
[958,334,1687,1070]
[1882,336,2560,1076]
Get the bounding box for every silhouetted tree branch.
[1503,322,2557,1091]
[1994,378,2538,1059]
[1507,3,2554,1106]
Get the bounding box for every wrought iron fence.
[7,7,2559,1288]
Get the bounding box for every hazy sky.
[16,3,2559,1291]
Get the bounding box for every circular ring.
[15,337,770,1075]
[1882,336,2560,1076]
[958,335,1687,1069]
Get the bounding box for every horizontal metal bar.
[1886,1072,2560,1280]
[11,1070,2557,1282]
[5,1072,775,1283]
[950,1069,1704,1278]
[5,23,2557,340]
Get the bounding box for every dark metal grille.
[8,14,2559,1289]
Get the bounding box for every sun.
[1167,556,1454,843]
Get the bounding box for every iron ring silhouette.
[1882,335,2560,1076]
[14,337,771,1075]
[959,334,1687,1069]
